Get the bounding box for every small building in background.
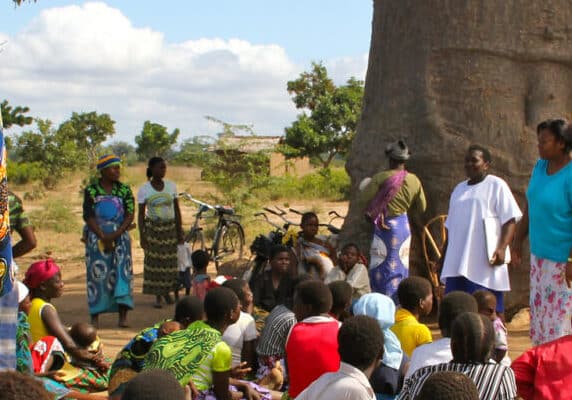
[212,135,312,177]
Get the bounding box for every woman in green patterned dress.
[83,155,134,328]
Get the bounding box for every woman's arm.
[241,339,257,373]
[511,204,529,266]
[491,218,516,266]
[41,306,96,363]
[212,370,232,400]
[174,198,184,243]
[138,203,147,249]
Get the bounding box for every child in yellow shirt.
[390,276,433,356]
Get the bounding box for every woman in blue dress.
[83,155,134,328]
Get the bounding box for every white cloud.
[0,2,368,143]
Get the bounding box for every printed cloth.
[83,182,134,314]
[369,213,411,302]
[529,254,572,345]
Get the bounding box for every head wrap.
[16,281,29,303]
[353,293,404,370]
[385,139,410,161]
[23,259,60,290]
[97,154,121,170]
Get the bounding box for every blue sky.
[1,1,372,143]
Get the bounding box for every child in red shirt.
[285,280,340,398]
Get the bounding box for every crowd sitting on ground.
[2,118,572,399]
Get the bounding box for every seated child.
[190,250,211,301]
[255,275,313,388]
[221,279,258,369]
[473,289,509,365]
[295,212,335,280]
[325,243,371,300]
[297,315,383,399]
[68,322,104,369]
[390,276,433,357]
[285,280,340,398]
[327,280,353,321]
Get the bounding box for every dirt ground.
[12,164,532,364]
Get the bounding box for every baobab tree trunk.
[343,0,572,314]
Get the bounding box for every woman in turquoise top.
[513,119,572,345]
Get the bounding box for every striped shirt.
[256,305,295,357]
[396,362,517,400]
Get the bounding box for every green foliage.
[256,168,350,201]
[10,119,86,188]
[173,136,216,166]
[57,111,115,168]
[283,62,364,168]
[135,121,180,160]
[8,161,47,184]
[104,141,138,166]
[1,100,33,129]
[29,199,79,233]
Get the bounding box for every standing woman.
[440,145,521,321]
[513,119,572,345]
[138,157,183,309]
[360,139,426,302]
[83,154,134,328]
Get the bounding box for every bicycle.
[178,193,245,271]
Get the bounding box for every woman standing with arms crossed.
[359,139,427,302]
[83,154,134,328]
[513,119,572,345]
[138,157,184,309]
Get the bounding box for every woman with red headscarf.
[24,259,109,393]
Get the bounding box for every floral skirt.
[530,254,572,345]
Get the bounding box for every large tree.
[57,111,115,167]
[135,121,180,160]
[342,0,572,311]
[283,62,364,168]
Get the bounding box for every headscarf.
[97,154,121,170]
[385,139,410,161]
[23,259,60,290]
[353,293,403,370]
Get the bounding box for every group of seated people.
[6,241,571,400]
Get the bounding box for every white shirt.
[222,311,258,366]
[441,175,522,291]
[405,338,451,379]
[296,362,375,400]
[325,263,371,299]
[137,181,177,220]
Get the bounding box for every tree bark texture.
[343,0,572,313]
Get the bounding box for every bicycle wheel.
[214,221,245,269]
[186,229,206,252]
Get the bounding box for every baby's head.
[328,280,353,321]
[158,321,182,339]
[69,322,98,350]
[397,276,433,316]
[473,290,497,322]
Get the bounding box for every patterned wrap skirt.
[142,218,179,296]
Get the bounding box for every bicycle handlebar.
[178,193,215,211]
